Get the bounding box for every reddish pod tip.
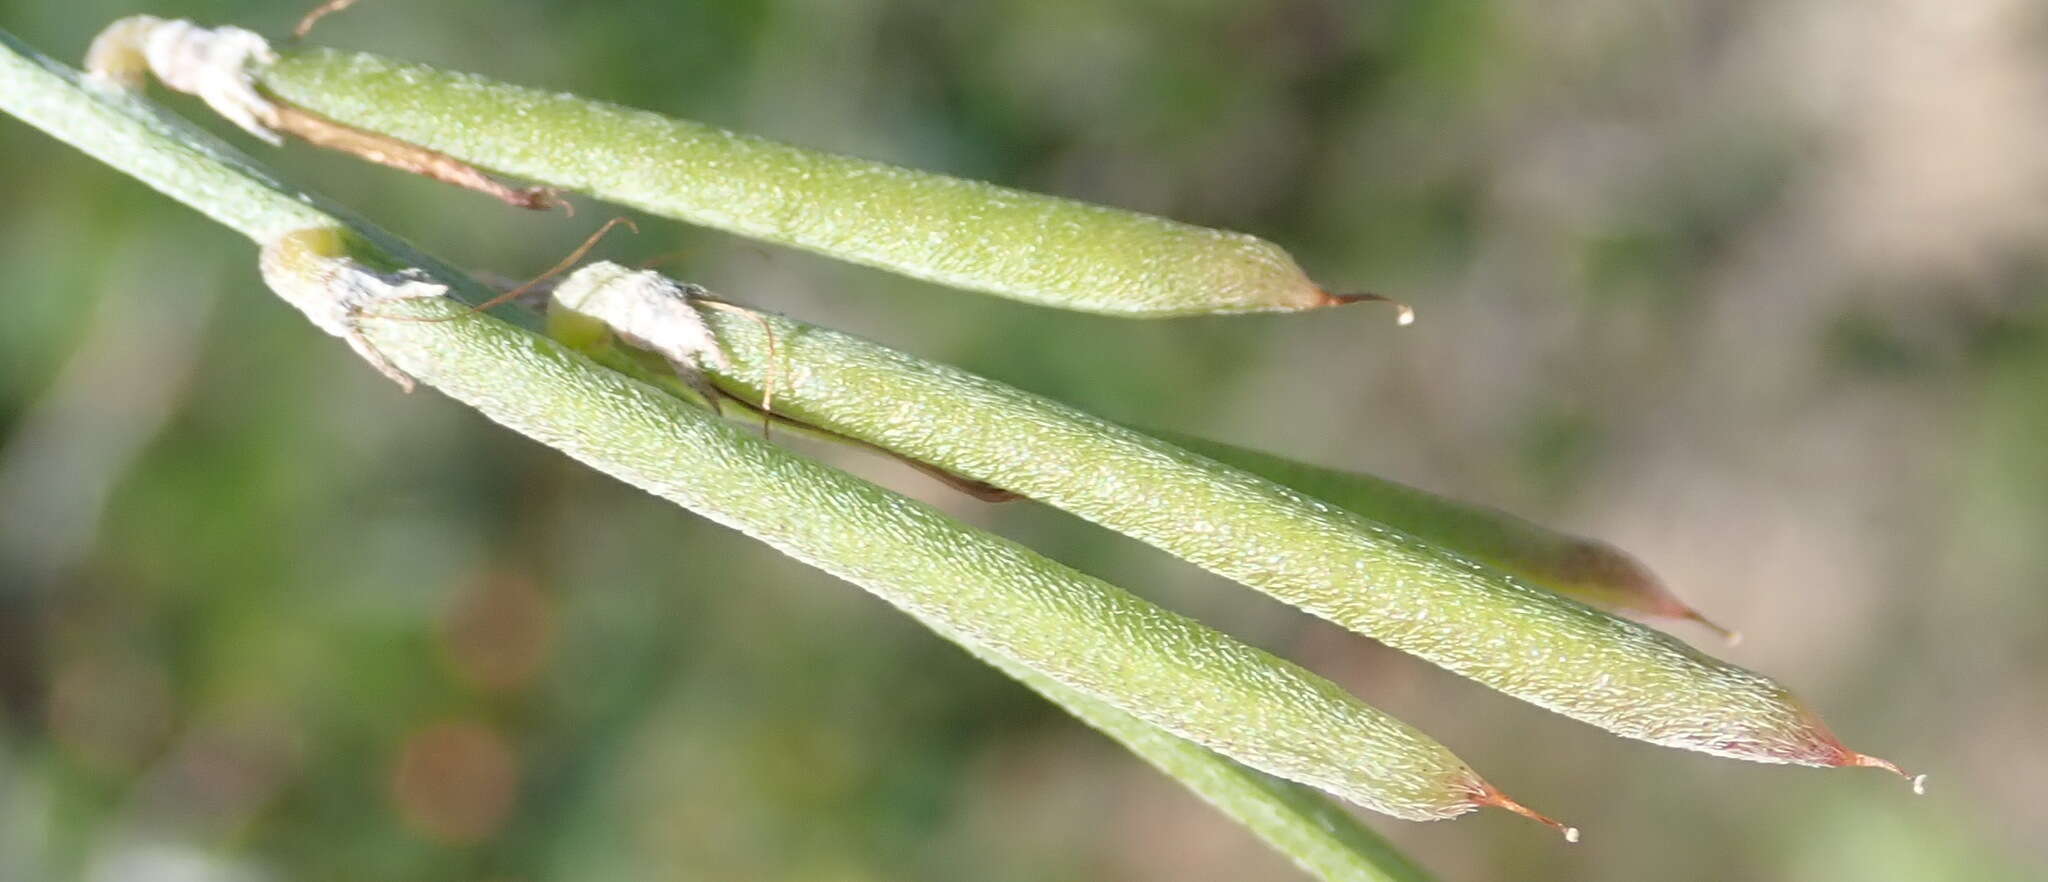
[1682,609,1743,646]
[1324,290,1416,326]
[1473,782,1580,843]
[1847,753,1928,795]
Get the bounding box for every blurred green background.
[2,1,2044,880]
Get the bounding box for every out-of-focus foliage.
[0,1,2042,880]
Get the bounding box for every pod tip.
[1326,290,1416,326]
[1847,752,1924,794]
[1682,610,1742,645]
[1474,783,1579,843]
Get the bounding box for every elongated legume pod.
[246,45,1359,317]
[548,265,1908,776]
[1154,432,1736,641]
[260,229,1569,828]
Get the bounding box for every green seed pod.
[551,269,1910,778]
[259,237,1571,828]
[252,48,1365,318]
[1154,433,1737,642]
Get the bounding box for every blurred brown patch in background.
[1,0,2042,879]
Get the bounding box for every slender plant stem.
[0,29,511,319]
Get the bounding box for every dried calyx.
[85,16,558,211]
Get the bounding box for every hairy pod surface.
[261,242,1532,824]
[584,274,1899,772]
[255,48,1348,318]
[1156,434,1735,640]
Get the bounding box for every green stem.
[0,29,509,314]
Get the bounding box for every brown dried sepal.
[268,101,563,212]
